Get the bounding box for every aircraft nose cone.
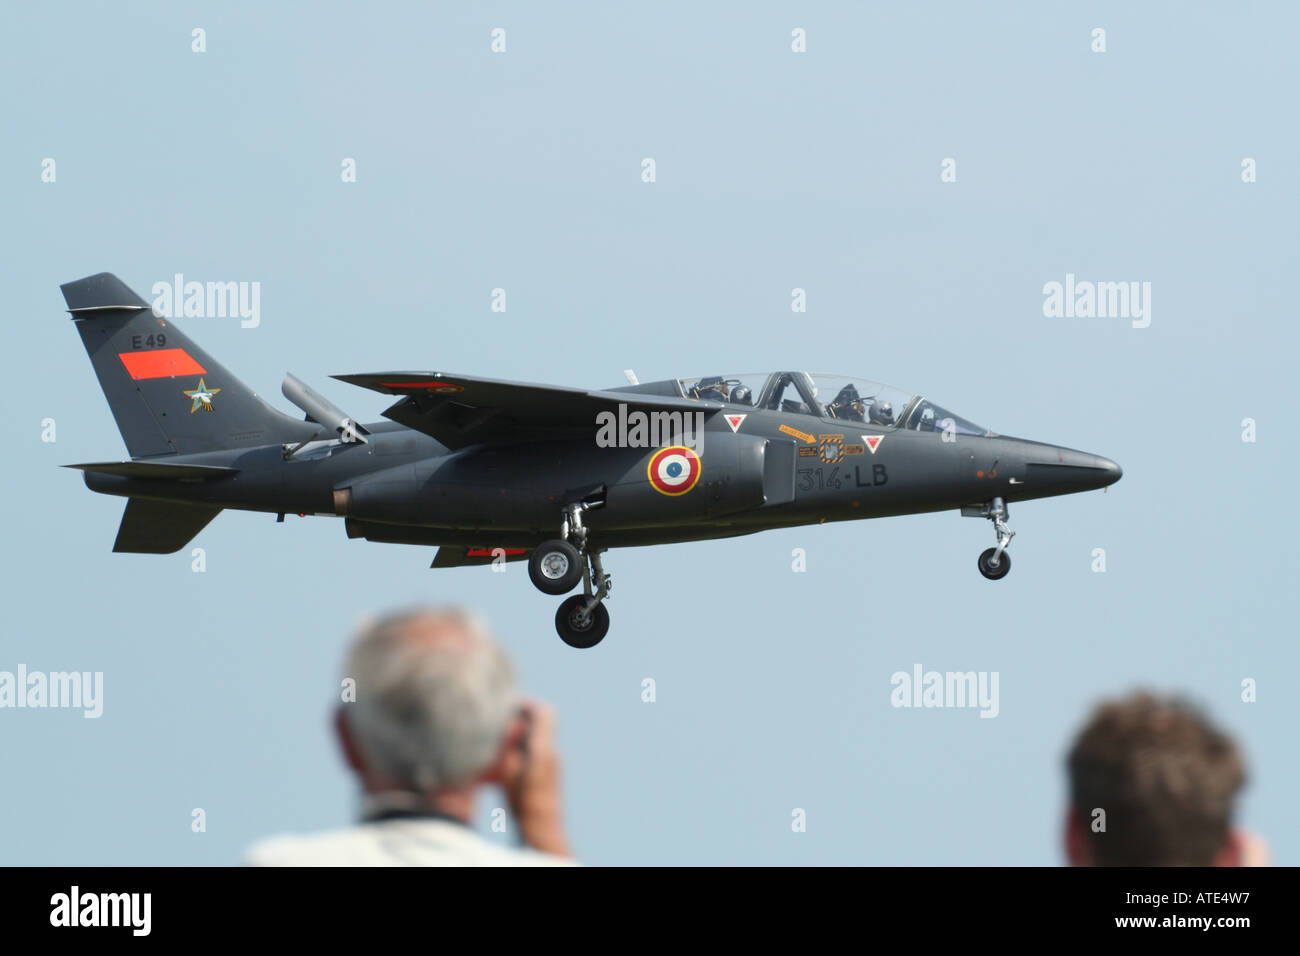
[1075,453,1122,487]
[1098,456,1123,486]
[1021,446,1123,492]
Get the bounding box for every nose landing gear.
[530,502,613,647]
[964,497,1014,580]
[977,546,1011,580]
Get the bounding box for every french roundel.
[647,446,702,496]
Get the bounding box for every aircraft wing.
[333,371,721,449]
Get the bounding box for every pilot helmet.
[868,401,894,425]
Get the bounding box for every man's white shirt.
[246,819,575,867]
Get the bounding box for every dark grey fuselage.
[82,392,1121,551]
[60,273,1120,560]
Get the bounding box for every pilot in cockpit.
[827,383,867,422]
[690,376,729,402]
[867,400,895,426]
[690,376,754,406]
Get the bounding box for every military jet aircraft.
[60,273,1122,648]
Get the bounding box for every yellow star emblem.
[183,378,222,413]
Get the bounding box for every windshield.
[902,399,992,437]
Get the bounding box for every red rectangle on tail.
[118,348,207,380]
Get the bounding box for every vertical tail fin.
[60,273,316,457]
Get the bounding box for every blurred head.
[1065,691,1247,866]
[337,606,519,795]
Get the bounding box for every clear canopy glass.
[677,371,992,435]
[806,373,915,427]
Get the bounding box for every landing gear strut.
[966,497,1014,580]
[532,502,613,647]
[555,548,611,648]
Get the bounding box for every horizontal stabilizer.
[431,546,531,568]
[67,461,239,481]
[113,499,222,553]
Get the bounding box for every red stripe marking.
[466,548,527,557]
[118,348,207,380]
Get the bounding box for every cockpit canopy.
[676,371,992,436]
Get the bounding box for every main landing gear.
[964,497,1015,580]
[528,503,612,648]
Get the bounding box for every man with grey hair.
[247,607,574,865]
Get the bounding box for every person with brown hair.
[1064,691,1268,867]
